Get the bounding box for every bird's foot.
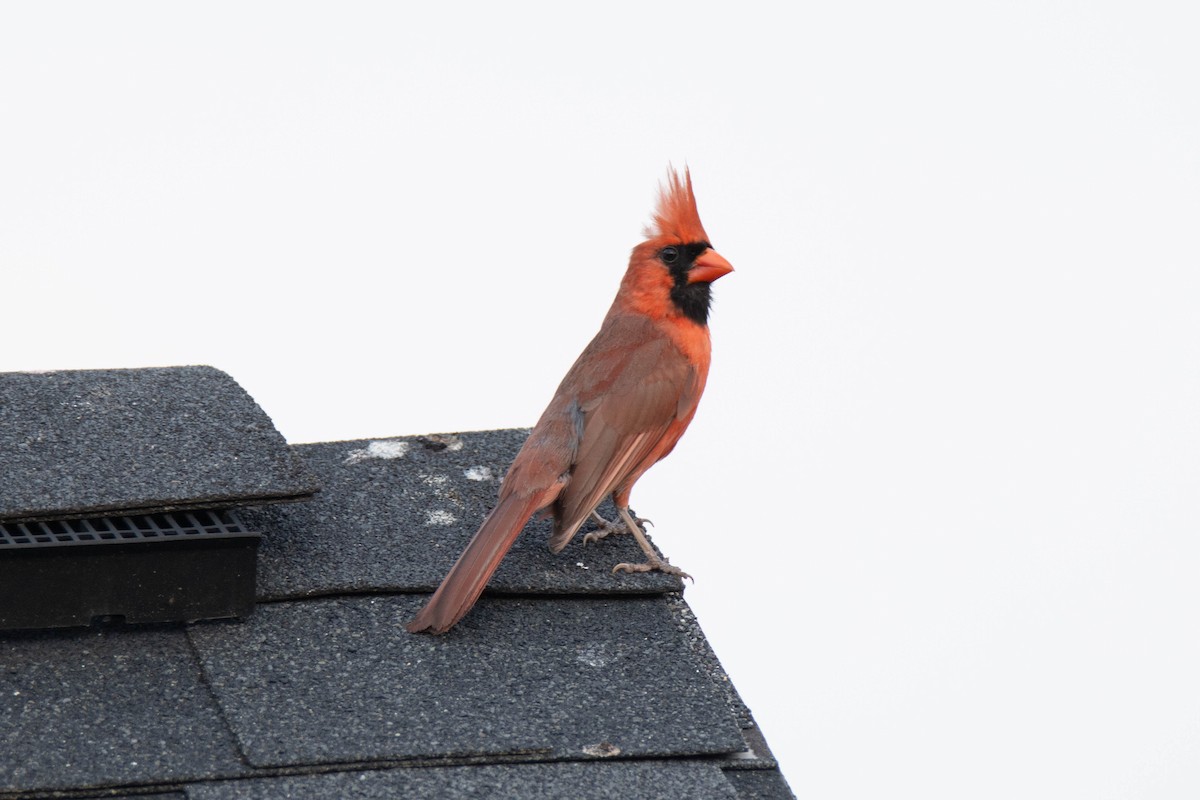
[612,557,692,582]
[582,516,624,546]
[582,511,653,546]
[605,506,691,581]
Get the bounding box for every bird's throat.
[669,281,713,325]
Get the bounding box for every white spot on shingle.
[368,440,409,458]
[576,562,589,570]
[344,440,410,464]
[577,644,609,668]
[420,473,453,498]
[464,466,494,481]
[426,510,457,526]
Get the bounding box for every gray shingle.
[185,762,737,800]
[187,594,745,769]
[246,434,682,600]
[0,366,318,523]
[723,769,799,800]
[0,626,248,794]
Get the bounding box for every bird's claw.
[611,559,693,582]
[583,521,622,546]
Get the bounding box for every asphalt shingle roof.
[244,433,681,600]
[190,762,741,800]
[0,626,248,792]
[189,594,742,768]
[0,367,794,799]
[0,366,317,522]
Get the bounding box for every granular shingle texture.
[187,594,744,768]
[246,434,682,600]
[0,366,318,522]
[0,626,247,795]
[186,762,738,800]
[723,769,802,800]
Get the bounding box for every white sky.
[3,3,1199,797]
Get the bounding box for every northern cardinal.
[407,168,733,634]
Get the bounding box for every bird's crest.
[646,167,709,244]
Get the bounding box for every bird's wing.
[546,314,700,551]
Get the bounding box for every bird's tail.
[406,491,544,634]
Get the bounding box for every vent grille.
[0,508,259,630]
[0,509,245,549]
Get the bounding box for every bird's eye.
[660,247,679,264]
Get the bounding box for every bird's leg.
[582,508,653,546]
[611,507,692,581]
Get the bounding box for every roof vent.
[0,510,259,630]
[0,366,319,631]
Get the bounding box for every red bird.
[407,168,733,634]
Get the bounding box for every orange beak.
[687,248,734,284]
